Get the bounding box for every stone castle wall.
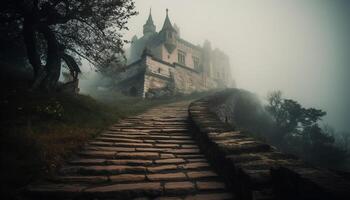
[188,89,350,200]
[115,54,228,98]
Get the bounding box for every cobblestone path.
[27,102,235,200]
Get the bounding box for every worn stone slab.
[136,148,173,152]
[155,144,180,148]
[160,153,176,159]
[147,172,187,181]
[109,174,146,183]
[147,165,178,173]
[84,182,162,197]
[105,159,153,166]
[116,152,159,159]
[180,163,210,170]
[157,140,195,144]
[61,165,146,175]
[164,181,195,194]
[114,142,153,148]
[167,149,201,154]
[187,171,218,179]
[86,146,136,152]
[97,137,144,143]
[155,158,186,164]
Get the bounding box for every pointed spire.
[145,7,154,25]
[161,8,175,32]
[143,8,156,35]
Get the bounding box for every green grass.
[0,89,209,198]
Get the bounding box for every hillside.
[0,87,208,199]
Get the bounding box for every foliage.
[35,98,64,119]
[0,0,137,91]
[266,91,348,168]
[223,89,348,170]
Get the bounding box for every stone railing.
[188,89,350,200]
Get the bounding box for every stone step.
[116,152,160,159]
[26,183,234,199]
[85,146,136,152]
[112,142,154,148]
[51,170,221,184]
[25,101,234,200]
[84,182,163,198]
[69,158,154,166]
[60,165,146,175]
[96,137,145,143]
[156,140,196,144]
[100,133,192,140]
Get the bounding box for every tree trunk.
[39,26,61,91]
[23,19,46,85]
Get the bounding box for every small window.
[158,68,161,73]
[178,50,186,65]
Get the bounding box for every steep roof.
[161,9,176,32]
[145,8,154,26]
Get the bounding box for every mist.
[114,0,349,132]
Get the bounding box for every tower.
[143,8,156,36]
[160,9,177,53]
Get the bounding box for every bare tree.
[1,0,137,91]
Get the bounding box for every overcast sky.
[120,0,350,132]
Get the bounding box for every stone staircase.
[25,101,235,200]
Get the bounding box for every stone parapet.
[188,89,350,200]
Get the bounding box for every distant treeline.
[229,90,349,170]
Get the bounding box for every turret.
[160,9,177,53]
[143,8,156,36]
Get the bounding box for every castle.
[116,9,234,98]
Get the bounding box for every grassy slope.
[0,89,208,198]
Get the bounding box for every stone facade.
[119,9,234,98]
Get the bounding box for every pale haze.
[121,0,350,132]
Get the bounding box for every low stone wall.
[188,89,350,200]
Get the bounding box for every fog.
[80,0,349,132]
[120,0,349,132]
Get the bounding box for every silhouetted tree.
[1,0,136,91]
[266,91,348,168]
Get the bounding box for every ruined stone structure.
[118,9,234,98]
